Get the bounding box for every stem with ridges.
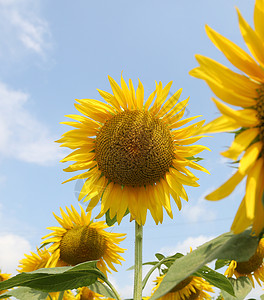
[134,221,143,300]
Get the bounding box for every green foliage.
[149,229,258,300]
[215,259,230,270]
[105,208,129,226]
[0,287,48,300]
[221,277,252,300]
[89,281,116,299]
[194,266,233,294]
[185,156,204,162]
[0,261,106,293]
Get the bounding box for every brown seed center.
[60,226,106,265]
[256,87,264,148]
[95,110,174,186]
[235,250,263,274]
[169,276,193,293]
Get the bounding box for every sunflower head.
[190,0,264,235]
[144,274,213,300]
[58,75,209,225]
[225,238,264,287]
[0,271,11,296]
[42,205,126,274]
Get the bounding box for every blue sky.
[0,0,261,298]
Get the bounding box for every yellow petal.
[108,75,127,109]
[254,0,264,41]
[199,115,239,134]
[211,98,259,127]
[239,141,263,175]
[245,158,263,219]
[231,197,253,234]
[136,79,144,109]
[221,128,259,160]
[237,8,264,67]
[205,25,264,82]
[206,170,245,200]
[157,88,182,118]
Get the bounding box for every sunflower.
[18,247,68,273]
[42,205,126,275]
[190,0,264,235]
[58,75,209,225]
[0,271,11,296]
[144,274,213,300]
[75,287,113,300]
[225,238,264,288]
[17,247,70,300]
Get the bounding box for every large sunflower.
[42,205,126,275]
[225,238,264,287]
[58,75,209,225]
[190,0,264,235]
[144,274,213,300]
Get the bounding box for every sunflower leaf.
[150,229,258,300]
[88,281,117,299]
[215,259,230,270]
[221,277,252,300]
[0,287,48,300]
[155,253,165,261]
[0,262,106,293]
[194,266,233,294]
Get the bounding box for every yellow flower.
[42,205,126,275]
[58,75,209,225]
[18,247,68,273]
[17,248,69,300]
[190,0,264,235]
[75,287,113,300]
[144,274,213,300]
[225,238,264,287]
[0,271,11,296]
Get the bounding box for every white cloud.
[0,82,66,165]
[0,0,52,59]
[0,233,31,274]
[159,235,215,256]
[181,191,216,223]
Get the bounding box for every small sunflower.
[225,238,264,287]
[42,205,126,275]
[190,0,264,235]
[58,75,209,225]
[75,287,113,300]
[18,248,69,300]
[18,247,68,273]
[144,274,213,300]
[0,271,11,296]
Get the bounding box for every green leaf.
[221,277,252,300]
[185,156,204,162]
[215,259,230,270]
[194,266,233,295]
[155,253,165,261]
[142,254,183,290]
[150,229,258,300]
[0,287,48,300]
[260,294,264,300]
[0,261,106,293]
[89,281,117,299]
[105,208,129,226]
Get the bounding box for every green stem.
[133,221,143,300]
[105,278,122,300]
[58,291,64,300]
